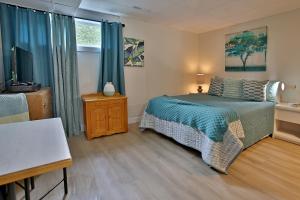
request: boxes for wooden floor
[17,123,300,200]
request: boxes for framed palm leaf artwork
[225,26,267,72]
[124,37,144,67]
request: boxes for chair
[0,93,35,199]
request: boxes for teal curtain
[0,3,81,137]
[0,4,53,86]
[98,22,125,95]
[51,14,81,136]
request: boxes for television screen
[0,29,4,91]
[15,47,33,82]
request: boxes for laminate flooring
[16,123,300,200]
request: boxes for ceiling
[79,0,300,33]
[0,0,82,15]
[2,0,300,33]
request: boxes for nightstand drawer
[275,109,300,124]
[274,103,300,145]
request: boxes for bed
[140,93,275,173]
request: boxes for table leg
[0,185,6,200]
[24,178,30,200]
[7,183,16,200]
[63,168,68,194]
[30,177,35,190]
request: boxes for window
[75,18,101,52]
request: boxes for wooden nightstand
[82,93,128,140]
[273,103,300,145]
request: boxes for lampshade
[196,72,206,84]
[280,82,285,91]
[196,73,205,76]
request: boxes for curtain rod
[75,17,125,27]
[1,2,125,27]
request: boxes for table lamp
[196,72,205,93]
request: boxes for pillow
[222,78,243,99]
[208,77,223,96]
[266,81,280,102]
[242,80,269,101]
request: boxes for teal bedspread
[174,94,275,148]
[145,96,239,142]
[145,94,275,147]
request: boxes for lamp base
[197,86,203,93]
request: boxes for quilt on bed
[145,96,239,142]
[140,93,274,173]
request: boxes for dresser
[82,93,128,140]
[25,87,53,120]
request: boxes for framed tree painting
[225,26,267,72]
[124,37,144,67]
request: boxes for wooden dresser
[82,93,128,140]
[25,87,53,120]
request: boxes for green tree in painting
[225,31,267,71]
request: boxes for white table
[0,118,72,200]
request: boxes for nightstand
[273,103,300,145]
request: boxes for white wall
[78,18,200,123]
[198,9,300,102]
[78,51,100,94]
[78,8,300,124]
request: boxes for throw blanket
[0,93,29,124]
[145,96,238,142]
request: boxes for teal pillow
[266,81,280,102]
[222,78,243,99]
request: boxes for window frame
[77,46,101,53]
[75,18,101,53]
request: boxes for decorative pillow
[208,77,224,96]
[266,81,280,102]
[242,80,269,101]
[222,78,243,99]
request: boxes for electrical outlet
[285,84,297,89]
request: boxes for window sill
[77,46,100,53]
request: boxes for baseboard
[128,116,142,124]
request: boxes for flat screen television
[0,49,4,91]
[11,46,33,83]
